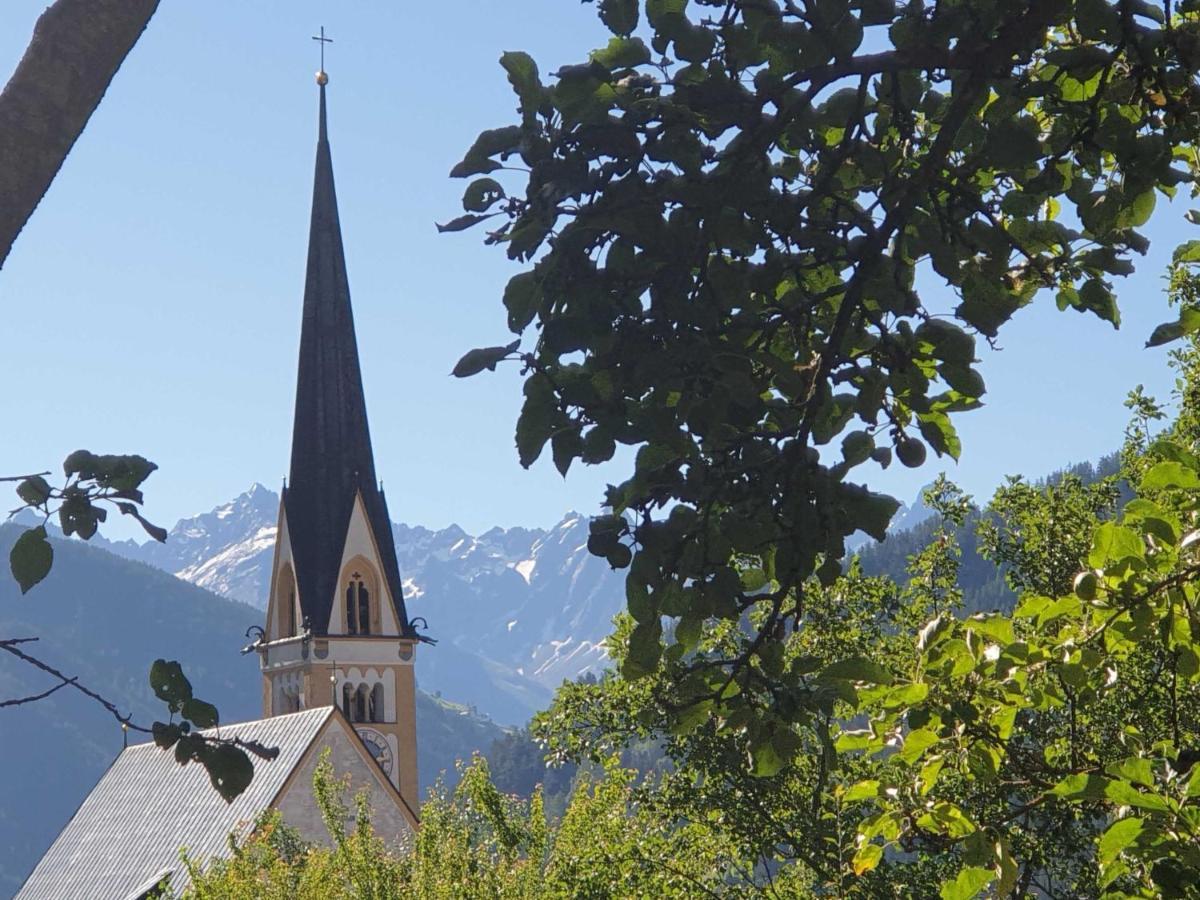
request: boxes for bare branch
[0,677,74,707]
[0,636,150,733]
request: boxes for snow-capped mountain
[92,482,933,726]
[104,483,280,604]
[96,487,623,725]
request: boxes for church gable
[265,500,300,641]
[275,708,418,840]
[15,708,417,900]
[327,490,402,635]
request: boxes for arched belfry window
[277,565,297,637]
[370,683,384,723]
[355,684,369,723]
[342,682,354,721]
[345,571,372,635]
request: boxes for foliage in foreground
[441,0,1200,894]
[183,345,1200,898]
[4,452,259,801]
[532,352,1200,898]
[182,751,739,899]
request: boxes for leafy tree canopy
[448,0,1200,894]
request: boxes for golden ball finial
[316,70,329,86]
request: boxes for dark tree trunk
[0,0,161,270]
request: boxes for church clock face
[357,727,393,775]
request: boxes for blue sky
[0,2,1190,539]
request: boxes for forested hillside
[857,453,1124,613]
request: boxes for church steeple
[259,68,421,803]
[282,77,413,639]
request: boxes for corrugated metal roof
[15,706,334,900]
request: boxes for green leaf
[9,526,53,594]
[463,178,505,213]
[516,378,560,468]
[840,486,901,542]
[15,475,51,507]
[750,739,785,777]
[917,801,977,838]
[1105,757,1155,788]
[852,841,883,876]
[503,272,542,333]
[149,659,193,712]
[62,449,98,479]
[844,779,881,802]
[182,698,220,730]
[1173,240,1200,264]
[591,36,651,70]
[1099,817,1144,865]
[841,431,874,467]
[1050,772,1112,801]
[739,567,767,592]
[204,743,255,803]
[551,426,582,477]
[449,126,522,178]
[917,412,962,460]
[822,656,894,685]
[1078,278,1120,327]
[1142,460,1200,491]
[115,503,168,544]
[899,727,939,764]
[599,0,639,35]
[916,319,975,364]
[939,866,994,900]
[1103,779,1171,812]
[63,453,156,492]
[1147,307,1200,347]
[1116,189,1156,229]
[1087,522,1144,569]
[451,340,520,378]
[152,721,182,750]
[436,213,495,234]
[623,621,663,679]
[626,579,656,624]
[499,51,544,113]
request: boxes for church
[16,66,424,899]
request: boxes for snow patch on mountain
[98,492,623,724]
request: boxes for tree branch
[0,676,74,707]
[0,0,161,268]
[0,636,150,733]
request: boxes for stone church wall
[275,725,414,847]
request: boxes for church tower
[258,70,419,805]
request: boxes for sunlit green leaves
[590,36,650,70]
[939,866,993,900]
[446,0,1200,891]
[1142,460,1200,491]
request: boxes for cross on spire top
[312,26,333,83]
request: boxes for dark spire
[284,80,412,637]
